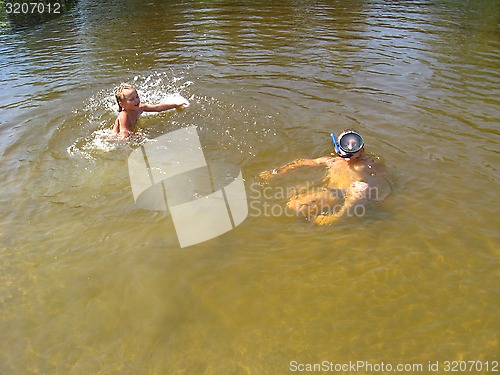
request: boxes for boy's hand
[259,169,277,180]
[169,96,189,108]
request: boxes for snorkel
[331,130,365,159]
[330,132,341,155]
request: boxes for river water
[0,1,498,374]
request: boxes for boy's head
[334,129,365,160]
[114,84,136,112]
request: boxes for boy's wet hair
[114,84,135,112]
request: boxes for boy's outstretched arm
[141,100,187,112]
[259,157,330,180]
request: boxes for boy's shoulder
[118,110,135,120]
[117,110,135,125]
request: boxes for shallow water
[0,1,498,374]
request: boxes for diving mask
[330,130,364,158]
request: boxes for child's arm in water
[312,181,369,225]
[259,157,331,180]
[140,100,187,112]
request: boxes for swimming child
[112,84,188,139]
[260,130,389,225]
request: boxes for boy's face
[119,89,140,111]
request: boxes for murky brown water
[0,1,498,374]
